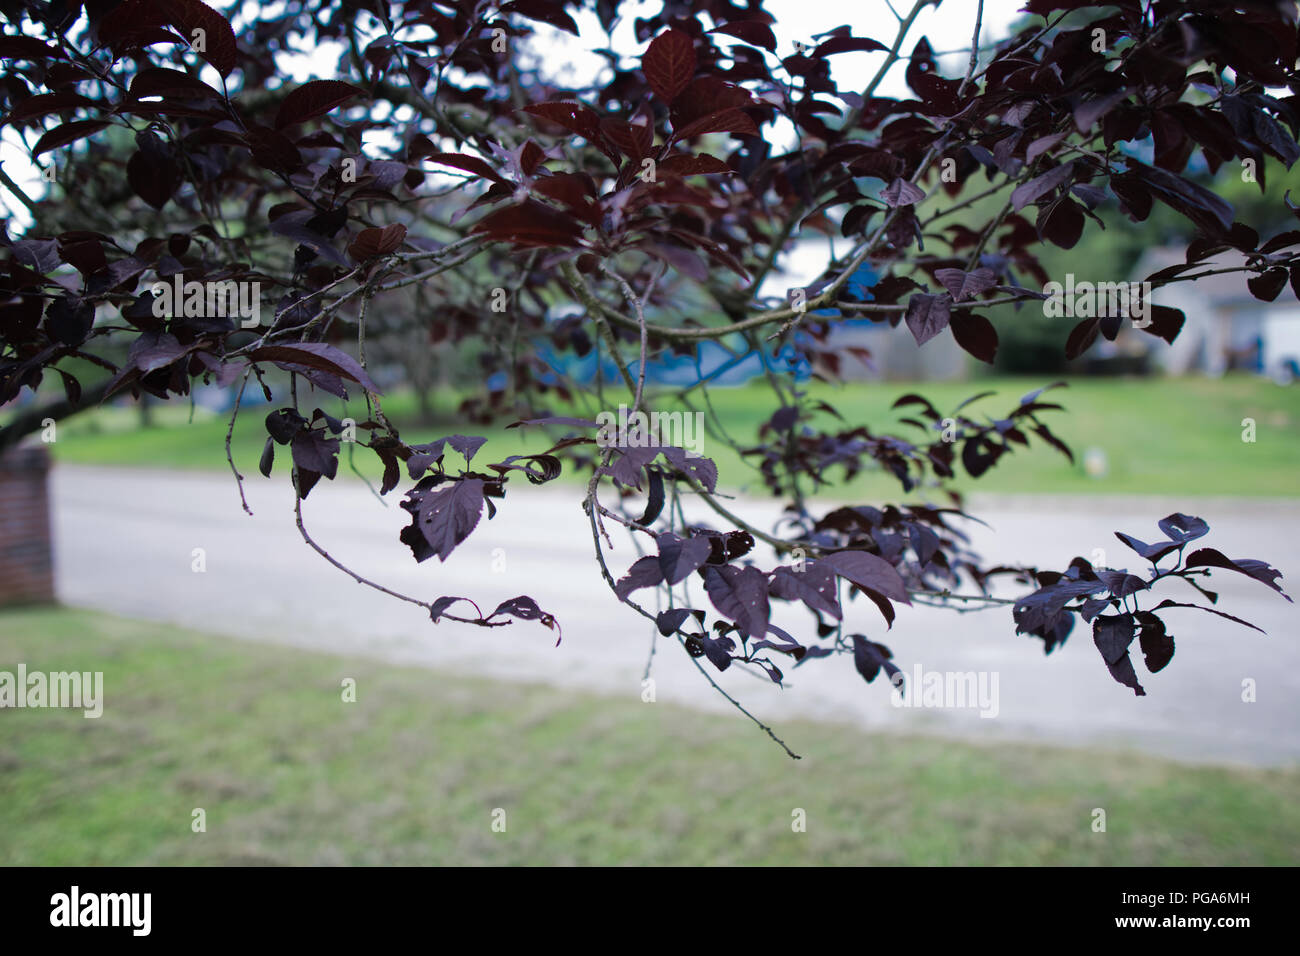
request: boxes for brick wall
[0,444,55,606]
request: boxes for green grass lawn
[2,606,1297,865]
[39,373,1300,498]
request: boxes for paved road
[39,464,1300,765]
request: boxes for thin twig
[225,369,253,516]
[957,0,986,98]
[599,263,651,413]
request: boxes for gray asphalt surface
[41,464,1300,766]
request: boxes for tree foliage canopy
[1,0,1296,755]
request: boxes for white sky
[0,0,1027,231]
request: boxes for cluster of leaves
[1,1,1297,751]
[615,530,912,687]
[1014,513,1292,694]
[743,382,1074,497]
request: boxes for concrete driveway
[42,464,1300,766]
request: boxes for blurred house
[786,257,968,382]
[824,317,969,381]
[1132,248,1300,379]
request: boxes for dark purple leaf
[1136,612,1174,673]
[655,607,704,636]
[812,35,888,57]
[711,21,778,53]
[657,533,712,585]
[1011,163,1074,211]
[933,267,997,302]
[1065,317,1100,359]
[33,120,109,156]
[881,178,926,207]
[164,0,238,77]
[274,80,364,129]
[643,29,696,102]
[1151,600,1266,633]
[949,310,998,363]
[703,565,770,639]
[851,635,900,686]
[1157,513,1208,544]
[769,563,841,619]
[1114,532,1180,563]
[819,551,910,604]
[248,343,382,394]
[615,555,664,600]
[904,292,952,346]
[347,223,407,261]
[472,200,585,248]
[1248,268,1288,302]
[488,595,562,643]
[399,478,486,563]
[1184,548,1291,601]
[659,446,718,492]
[1092,614,1145,696]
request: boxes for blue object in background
[515,260,883,391]
[540,339,771,389]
